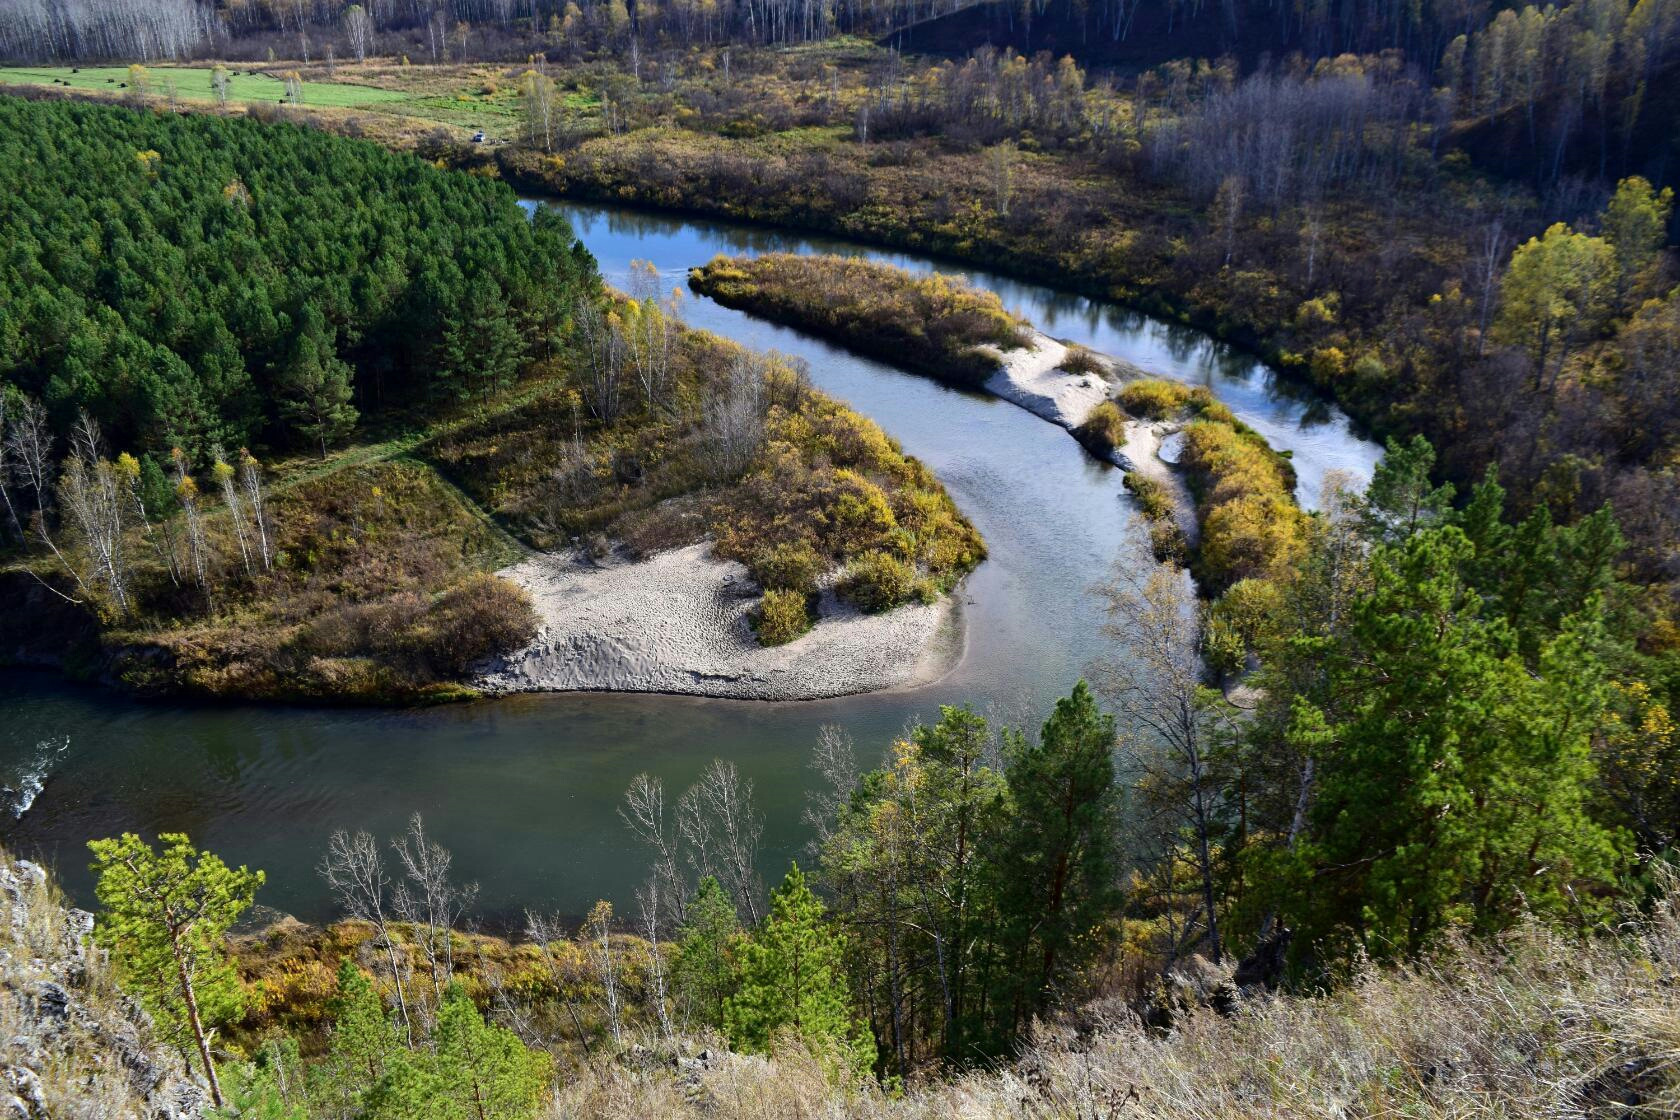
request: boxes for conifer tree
[87,833,264,1108]
[1279,527,1625,960]
[995,681,1118,1028]
[673,875,742,1028]
[278,304,358,458]
[726,864,873,1079]
[310,961,402,1119]
[364,985,550,1120]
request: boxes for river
[0,198,1382,926]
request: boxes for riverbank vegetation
[0,97,980,695]
[55,437,1680,1102]
[689,253,1030,386]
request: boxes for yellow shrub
[755,588,812,646]
[1118,379,1191,418]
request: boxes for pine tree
[310,961,402,1119]
[726,864,873,1079]
[995,681,1118,1029]
[673,875,742,1028]
[278,304,358,458]
[364,985,550,1120]
[1362,434,1455,544]
[1280,527,1625,961]
[87,833,265,1108]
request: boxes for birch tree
[59,413,132,613]
[582,900,622,1045]
[343,3,372,59]
[211,444,252,578]
[678,759,764,926]
[238,449,272,571]
[172,448,213,604]
[391,814,476,1013]
[319,829,415,1045]
[1093,557,1227,965]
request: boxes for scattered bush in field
[839,550,920,612]
[1076,400,1129,456]
[1057,345,1106,376]
[1118,379,1192,418]
[418,573,538,674]
[690,253,1030,387]
[754,588,812,645]
[749,542,826,596]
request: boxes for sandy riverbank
[983,330,1197,539]
[477,543,964,700]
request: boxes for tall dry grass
[547,888,1680,1119]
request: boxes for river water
[0,199,1381,925]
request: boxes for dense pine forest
[0,98,593,454]
[0,0,1678,1112]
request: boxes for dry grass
[544,892,1680,1119]
[104,458,531,703]
[690,253,1031,387]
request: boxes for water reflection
[543,197,1381,510]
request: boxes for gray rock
[32,982,68,1021]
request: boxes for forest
[0,97,594,456]
[0,97,980,698]
[0,0,1677,1110]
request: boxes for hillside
[0,854,207,1118]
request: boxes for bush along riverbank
[689,253,1031,387]
[685,254,1297,636]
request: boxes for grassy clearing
[0,62,532,136]
[0,64,410,107]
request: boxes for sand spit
[477,543,964,700]
[982,331,1197,538]
[983,330,1129,431]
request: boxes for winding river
[0,199,1382,926]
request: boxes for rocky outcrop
[0,857,207,1120]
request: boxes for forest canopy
[0,97,596,457]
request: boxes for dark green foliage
[725,864,874,1079]
[360,986,551,1120]
[1361,434,1455,544]
[994,681,1118,1028]
[0,98,595,456]
[817,691,1117,1072]
[1273,527,1623,960]
[275,305,358,458]
[308,961,402,1117]
[674,875,743,1028]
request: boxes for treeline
[0,0,979,60]
[0,98,595,459]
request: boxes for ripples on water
[4,735,68,819]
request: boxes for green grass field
[0,64,544,133]
[0,65,414,108]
